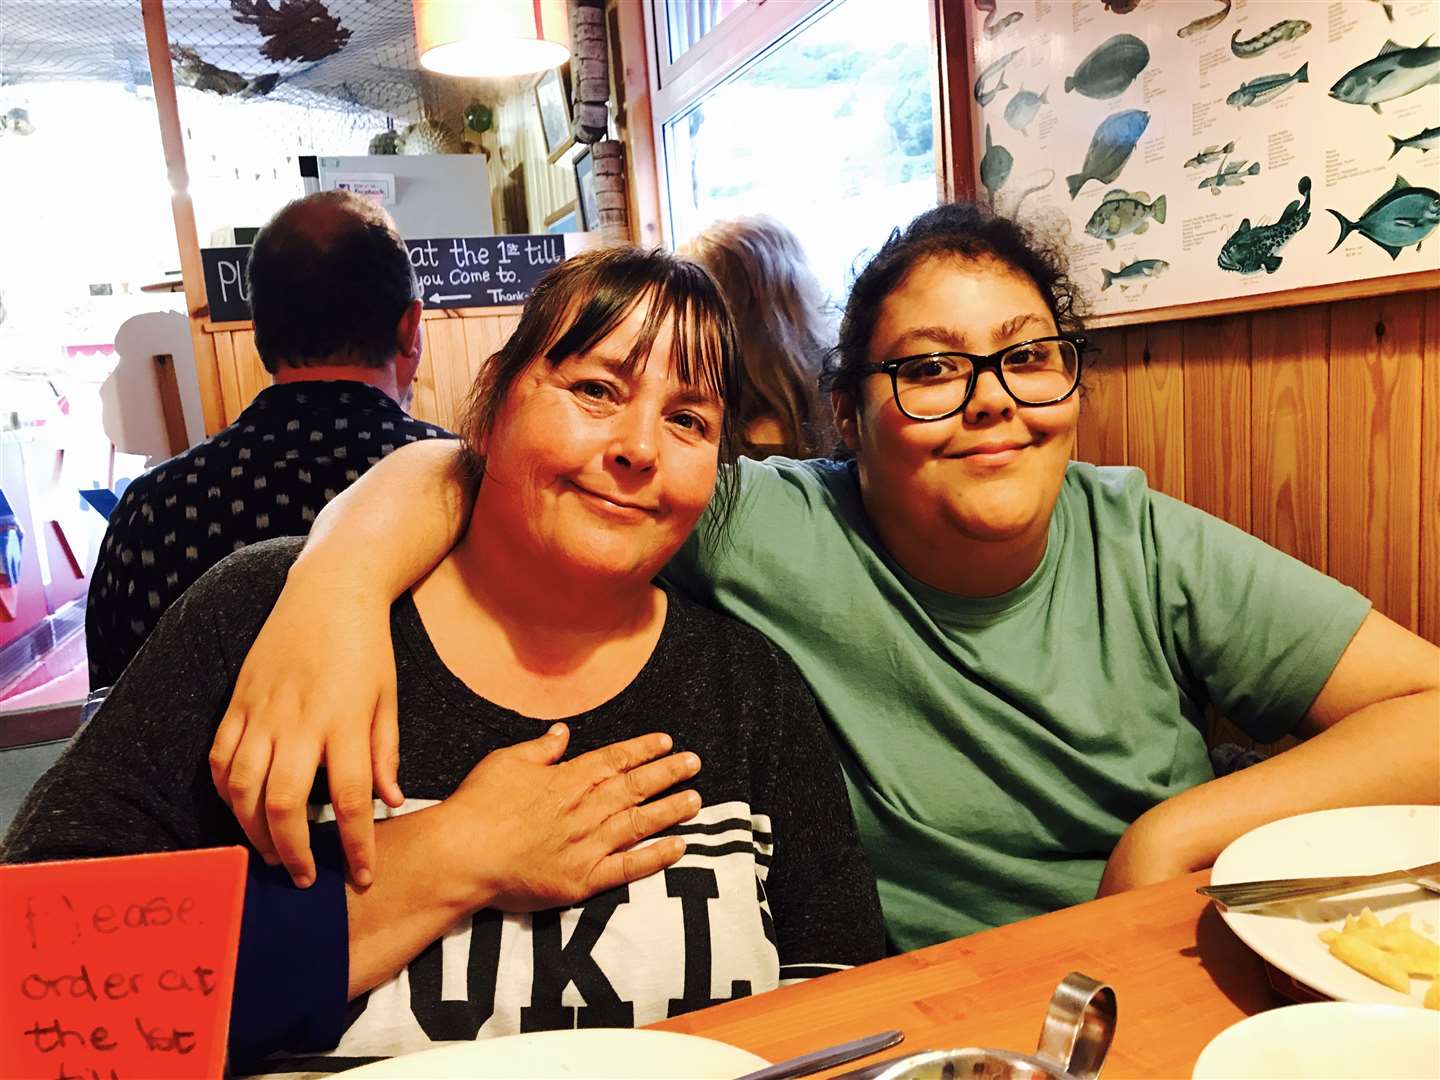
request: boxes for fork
[1198,859,1440,910]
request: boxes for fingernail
[354,867,373,887]
[684,791,701,811]
[659,734,673,751]
[295,873,314,889]
[262,853,280,867]
[549,723,565,736]
[684,752,701,771]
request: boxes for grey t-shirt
[5,538,884,1074]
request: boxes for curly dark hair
[821,202,1084,401]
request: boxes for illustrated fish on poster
[980,124,1014,203]
[1066,109,1149,198]
[1177,0,1231,39]
[1227,63,1308,108]
[1085,188,1166,248]
[1217,176,1311,274]
[974,0,1023,37]
[1390,125,1439,158]
[1102,0,1140,12]
[1185,141,1235,168]
[1329,38,1440,114]
[1064,34,1150,100]
[986,11,1023,37]
[1369,0,1395,22]
[1230,20,1311,58]
[1004,87,1048,134]
[1199,158,1261,194]
[1101,258,1168,291]
[974,48,1023,106]
[1004,168,1056,216]
[1327,175,1440,259]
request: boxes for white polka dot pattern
[86,382,451,688]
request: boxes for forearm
[346,804,489,998]
[1148,689,1440,872]
[294,438,471,600]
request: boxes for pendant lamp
[414,0,571,78]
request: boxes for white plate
[1209,805,1440,1007]
[338,1028,770,1078]
[1192,1002,1440,1079]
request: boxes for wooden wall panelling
[1182,316,1251,531]
[409,334,442,427]
[461,311,522,383]
[212,332,243,424]
[1124,323,1185,500]
[1075,328,1127,466]
[418,317,470,432]
[231,330,270,407]
[1327,295,1424,631]
[497,76,579,234]
[1250,307,1329,569]
[460,317,494,387]
[1419,291,1440,646]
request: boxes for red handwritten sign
[0,847,247,1080]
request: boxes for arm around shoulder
[209,437,473,886]
[292,436,470,597]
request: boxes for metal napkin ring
[1033,972,1118,1080]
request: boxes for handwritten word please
[3,849,246,1080]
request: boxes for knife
[734,1029,905,1080]
[826,1050,935,1080]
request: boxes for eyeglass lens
[894,340,1079,418]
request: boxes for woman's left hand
[1095,808,1200,898]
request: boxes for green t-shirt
[664,458,1370,952]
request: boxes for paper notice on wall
[327,172,396,206]
[967,0,1440,318]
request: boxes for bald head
[247,190,420,374]
[268,189,398,249]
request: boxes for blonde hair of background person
[681,216,834,458]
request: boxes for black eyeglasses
[858,335,1086,421]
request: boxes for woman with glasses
[207,203,1439,953]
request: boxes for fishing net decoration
[1,0,494,125]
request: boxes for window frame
[642,0,832,247]
[637,0,964,250]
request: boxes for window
[649,0,937,302]
[663,0,748,65]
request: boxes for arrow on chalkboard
[428,292,472,303]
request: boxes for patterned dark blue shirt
[86,381,451,688]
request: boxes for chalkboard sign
[199,234,568,322]
[200,245,253,322]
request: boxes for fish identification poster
[967,0,1440,318]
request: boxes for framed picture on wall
[535,67,574,164]
[574,148,598,230]
[545,201,579,234]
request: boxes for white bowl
[339,1028,769,1078]
[1193,1003,1440,1079]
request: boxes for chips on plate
[1318,908,1440,1008]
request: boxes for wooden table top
[652,870,1279,1078]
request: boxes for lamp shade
[414,0,571,78]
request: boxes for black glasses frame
[860,334,1087,422]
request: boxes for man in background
[87,190,449,687]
